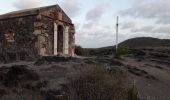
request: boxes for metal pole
[116,16,119,53]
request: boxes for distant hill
[86,37,170,56]
[118,37,170,48]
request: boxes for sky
[0,0,170,48]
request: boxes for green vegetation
[115,47,129,58]
[75,45,87,56]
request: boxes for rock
[149,52,169,58]
[0,65,39,87]
[41,88,67,100]
[34,56,72,65]
[130,49,146,57]
[0,88,7,97]
[110,60,123,66]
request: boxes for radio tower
[116,16,119,53]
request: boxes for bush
[66,65,129,100]
[128,84,140,100]
[75,46,87,56]
[115,47,129,58]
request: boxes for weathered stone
[33,30,42,35]
[0,5,75,61]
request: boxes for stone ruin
[0,5,75,61]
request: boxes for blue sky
[0,0,170,48]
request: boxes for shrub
[75,46,87,56]
[115,47,129,58]
[66,65,129,100]
[128,85,140,100]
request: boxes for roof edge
[0,4,59,20]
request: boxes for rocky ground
[0,47,170,100]
[122,47,170,100]
[82,47,170,100]
[0,58,86,100]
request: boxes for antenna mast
[116,16,119,53]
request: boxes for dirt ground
[121,47,170,100]
[0,47,169,100]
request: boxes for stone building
[0,5,75,61]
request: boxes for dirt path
[122,57,170,100]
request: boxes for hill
[119,37,170,48]
[86,37,170,56]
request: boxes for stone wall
[39,15,54,56]
[0,6,76,62]
[68,25,75,56]
[40,7,75,56]
[0,15,38,61]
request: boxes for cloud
[13,0,80,18]
[60,0,80,17]
[140,26,155,32]
[74,22,80,30]
[82,4,108,30]
[121,21,136,29]
[13,0,42,9]
[82,22,95,29]
[119,0,170,25]
[104,25,111,30]
[77,3,112,48]
[86,4,106,21]
[156,17,170,24]
[118,0,170,42]
[82,20,101,29]
[129,25,170,40]
[76,27,114,48]
[131,26,154,33]
[153,26,170,33]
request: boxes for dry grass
[0,64,139,100]
[66,65,131,100]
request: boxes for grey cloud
[75,23,80,30]
[60,0,80,17]
[131,28,138,33]
[13,0,42,9]
[118,0,170,42]
[153,26,170,33]
[141,26,154,32]
[121,21,136,29]
[83,4,108,29]
[76,3,111,48]
[13,0,80,18]
[104,25,111,30]
[82,21,100,29]
[82,22,94,29]
[86,4,106,21]
[76,28,113,48]
[130,25,170,39]
[119,0,170,24]
[131,26,154,33]
[156,17,170,24]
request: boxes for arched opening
[57,25,64,53]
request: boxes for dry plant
[66,65,131,100]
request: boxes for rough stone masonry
[0,5,75,61]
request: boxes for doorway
[57,25,64,54]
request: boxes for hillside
[86,37,170,56]
[119,37,170,48]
